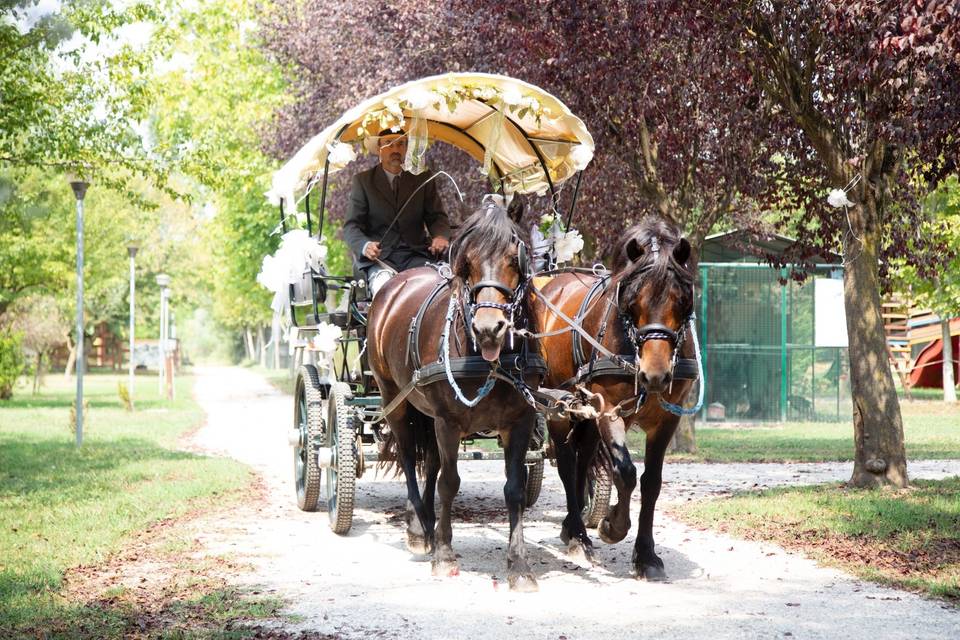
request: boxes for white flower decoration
[383,97,403,118]
[326,142,356,169]
[401,86,435,110]
[311,322,342,357]
[521,96,540,112]
[827,188,854,208]
[554,229,585,263]
[501,86,523,106]
[473,86,497,101]
[569,145,594,171]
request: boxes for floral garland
[353,82,555,143]
[538,213,584,264]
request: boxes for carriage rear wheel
[294,365,324,512]
[524,459,544,508]
[325,381,356,534]
[582,464,612,528]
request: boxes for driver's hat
[364,128,408,154]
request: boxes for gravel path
[187,366,960,640]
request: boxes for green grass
[673,477,960,600]
[0,372,254,636]
[642,399,960,462]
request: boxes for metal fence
[697,264,851,423]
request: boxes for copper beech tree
[260,0,777,451]
[725,0,959,487]
[259,1,958,476]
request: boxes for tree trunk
[943,318,957,403]
[244,328,255,361]
[844,201,908,488]
[63,334,76,381]
[258,325,267,367]
[33,353,42,394]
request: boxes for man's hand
[429,236,449,256]
[362,241,381,260]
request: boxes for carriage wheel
[582,464,613,529]
[524,459,544,508]
[293,365,324,512]
[325,381,356,534]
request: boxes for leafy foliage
[258,0,774,255]
[0,327,24,400]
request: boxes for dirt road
[187,366,960,640]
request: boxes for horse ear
[673,238,691,266]
[625,237,643,263]
[506,195,525,223]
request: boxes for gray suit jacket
[342,165,449,269]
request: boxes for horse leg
[632,421,677,581]
[552,419,594,561]
[419,413,440,537]
[573,420,600,516]
[597,415,637,545]
[503,412,538,592]
[431,418,461,577]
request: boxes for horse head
[449,197,529,362]
[613,218,695,393]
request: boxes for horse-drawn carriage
[264,73,702,589]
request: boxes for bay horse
[367,200,542,591]
[533,217,696,580]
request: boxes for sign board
[814,277,848,348]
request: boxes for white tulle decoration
[554,229,584,263]
[501,86,523,106]
[326,142,356,169]
[256,230,328,314]
[569,145,594,171]
[310,322,342,356]
[827,188,854,208]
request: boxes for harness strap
[573,274,613,367]
[406,279,451,370]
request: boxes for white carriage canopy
[267,72,596,208]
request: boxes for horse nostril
[493,320,507,336]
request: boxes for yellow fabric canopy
[267,72,594,205]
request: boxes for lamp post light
[155,273,171,397]
[127,243,139,408]
[70,178,88,447]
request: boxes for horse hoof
[638,564,668,582]
[559,524,571,545]
[432,559,460,578]
[406,532,432,555]
[598,518,628,544]
[566,539,595,564]
[508,573,539,592]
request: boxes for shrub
[0,327,25,400]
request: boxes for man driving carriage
[342,129,450,295]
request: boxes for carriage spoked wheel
[293,364,325,512]
[524,414,547,508]
[323,381,357,535]
[582,464,613,529]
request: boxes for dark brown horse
[367,200,542,591]
[533,217,697,579]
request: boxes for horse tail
[376,406,435,478]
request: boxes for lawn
[0,372,253,636]
[646,398,960,462]
[672,477,960,601]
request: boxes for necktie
[392,175,400,206]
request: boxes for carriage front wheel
[582,464,612,529]
[524,460,544,508]
[293,365,324,512]
[324,381,357,534]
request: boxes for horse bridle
[460,235,531,348]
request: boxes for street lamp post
[156,274,171,397]
[127,244,139,408]
[70,179,89,448]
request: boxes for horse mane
[612,217,694,314]
[448,200,528,279]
